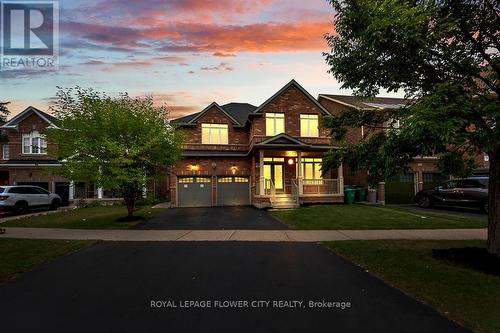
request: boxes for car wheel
[50,199,60,211]
[14,201,29,214]
[417,196,431,208]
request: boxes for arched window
[22,131,47,155]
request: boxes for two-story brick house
[170,80,345,208]
[0,106,123,205]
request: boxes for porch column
[69,181,75,200]
[259,150,265,195]
[297,151,303,195]
[97,187,103,199]
[338,163,344,194]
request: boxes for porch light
[287,158,294,165]
[230,164,237,174]
[189,164,200,172]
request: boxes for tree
[46,87,184,218]
[0,101,10,123]
[323,0,500,254]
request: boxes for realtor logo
[1,0,59,70]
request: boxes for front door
[264,163,284,191]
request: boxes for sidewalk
[0,227,487,242]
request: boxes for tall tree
[46,87,184,217]
[0,101,10,123]
[323,0,500,253]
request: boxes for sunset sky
[0,0,402,119]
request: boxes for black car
[415,177,489,213]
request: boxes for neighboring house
[0,106,123,205]
[170,80,345,208]
[318,94,490,204]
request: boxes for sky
[0,0,403,120]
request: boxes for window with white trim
[201,124,228,144]
[2,144,9,160]
[300,114,319,137]
[265,113,285,136]
[301,158,323,180]
[22,131,47,155]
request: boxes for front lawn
[270,204,486,229]
[1,205,159,229]
[0,238,91,284]
[324,240,500,333]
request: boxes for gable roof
[171,102,257,126]
[252,79,331,115]
[319,94,409,110]
[0,106,59,129]
[258,133,308,146]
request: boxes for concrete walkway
[0,227,487,242]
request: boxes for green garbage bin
[357,187,367,201]
[344,187,355,204]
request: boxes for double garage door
[177,176,250,207]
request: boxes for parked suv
[415,177,489,212]
[0,186,61,213]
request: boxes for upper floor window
[201,124,228,144]
[300,114,319,137]
[265,112,285,136]
[2,144,9,160]
[22,131,47,155]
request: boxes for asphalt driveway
[133,206,288,230]
[0,242,469,332]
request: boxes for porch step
[271,194,299,209]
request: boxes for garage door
[177,177,212,207]
[217,177,250,206]
[385,173,416,204]
[422,173,449,190]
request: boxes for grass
[270,204,487,229]
[0,238,91,284]
[324,240,500,333]
[1,205,160,229]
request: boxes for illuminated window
[300,114,319,137]
[201,124,228,144]
[265,113,285,136]
[218,177,233,183]
[22,131,47,155]
[302,158,323,180]
[196,177,211,183]
[234,177,248,183]
[178,177,194,183]
[263,157,284,162]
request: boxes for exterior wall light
[287,158,294,165]
[230,164,237,175]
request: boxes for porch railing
[301,179,341,195]
[264,179,276,205]
[291,179,299,204]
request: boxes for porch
[254,149,344,208]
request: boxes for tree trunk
[122,189,137,218]
[487,147,500,255]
